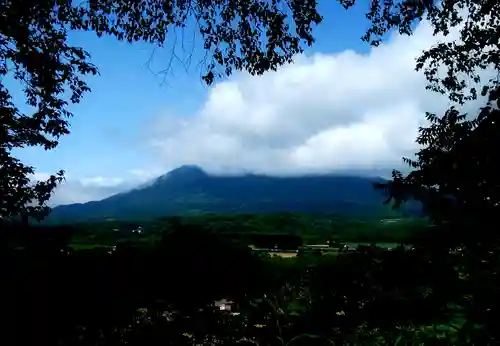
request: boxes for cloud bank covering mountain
[39,15,486,206]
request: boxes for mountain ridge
[48,165,420,222]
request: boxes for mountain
[48,165,420,222]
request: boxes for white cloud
[31,171,156,206]
[128,168,165,181]
[79,176,125,187]
[144,18,486,176]
[50,179,128,206]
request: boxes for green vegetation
[67,213,429,249]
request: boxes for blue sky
[10,1,474,205]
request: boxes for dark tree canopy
[0,0,322,220]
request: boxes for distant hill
[47,165,422,223]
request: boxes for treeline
[66,213,430,249]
